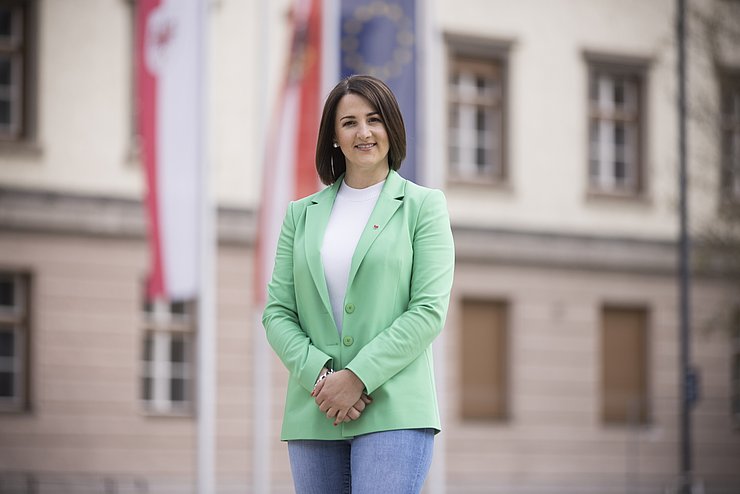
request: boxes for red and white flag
[137,0,205,301]
[255,0,323,306]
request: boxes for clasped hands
[311,367,372,426]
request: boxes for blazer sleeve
[262,201,332,392]
[345,189,455,395]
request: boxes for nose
[357,122,371,139]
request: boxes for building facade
[0,0,739,493]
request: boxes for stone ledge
[0,187,255,245]
[1,186,730,277]
[453,225,678,275]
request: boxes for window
[460,299,508,421]
[601,306,649,425]
[720,72,740,206]
[447,37,507,183]
[0,271,30,412]
[141,299,195,415]
[0,1,35,141]
[587,59,646,195]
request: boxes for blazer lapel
[346,170,406,289]
[304,180,341,317]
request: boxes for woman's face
[334,93,390,180]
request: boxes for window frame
[0,0,37,145]
[584,52,650,199]
[0,270,31,413]
[445,33,511,186]
[140,298,196,416]
[719,69,740,211]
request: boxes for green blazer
[262,170,455,440]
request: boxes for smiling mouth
[355,143,375,150]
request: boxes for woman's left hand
[312,369,366,425]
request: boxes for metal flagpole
[196,0,216,492]
[676,0,693,492]
[253,0,272,492]
[420,0,448,492]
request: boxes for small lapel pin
[373,224,379,230]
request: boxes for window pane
[142,376,152,401]
[476,147,486,168]
[614,123,624,146]
[171,301,187,315]
[614,78,624,107]
[0,9,12,39]
[0,56,11,87]
[142,334,153,362]
[0,98,11,125]
[170,378,186,402]
[0,371,14,397]
[0,330,14,358]
[475,107,486,132]
[171,336,185,363]
[0,277,14,308]
[615,160,626,181]
[475,75,486,93]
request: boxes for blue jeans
[287,428,434,494]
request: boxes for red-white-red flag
[137,0,205,301]
[255,0,323,306]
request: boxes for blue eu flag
[340,0,419,183]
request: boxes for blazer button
[344,303,355,314]
[343,336,354,346]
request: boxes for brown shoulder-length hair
[315,75,406,185]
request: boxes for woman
[262,75,455,493]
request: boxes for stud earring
[333,142,338,148]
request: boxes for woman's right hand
[312,369,372,423]
[343,393,373,422]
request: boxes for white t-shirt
[320,179,384,335]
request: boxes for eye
[369,116,382,123]
[342,120,356,127]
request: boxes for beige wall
[0,223,738,492]
[0,230,254,491]
[446,260,738,492]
